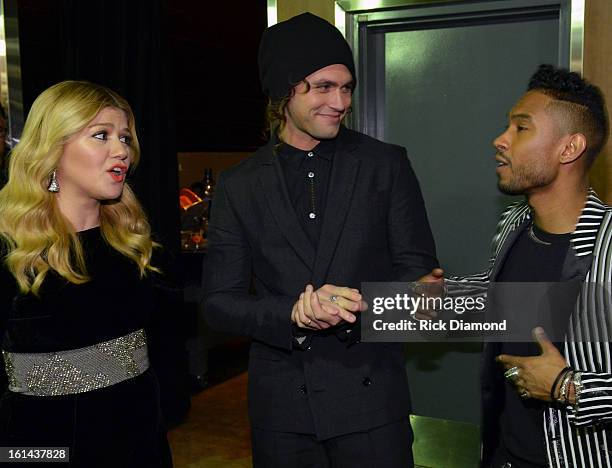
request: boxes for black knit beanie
[258,12,356,101]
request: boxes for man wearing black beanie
[204,12,438,467]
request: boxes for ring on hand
[504,366,520,381]
[520,389,531,399]
[306,318,312,325]
[330,295,339,303]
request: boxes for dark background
[18,0,268,154]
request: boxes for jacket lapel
[311,129,360,286]
[561,190,607,281]
[257,144,316,270]
[490,190,606,281]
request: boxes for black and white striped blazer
[458,190,612,467]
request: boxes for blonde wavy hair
[0,80,157,294]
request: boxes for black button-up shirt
[276,137,356,349]
[277,138,336,248]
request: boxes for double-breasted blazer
[203,126,438,439]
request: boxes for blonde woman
[0,81,172,467]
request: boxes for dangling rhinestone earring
[47,170,60,193]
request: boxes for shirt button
[307,151,314,157]
[309,212,316,219]
[308,172,315,178]
[298,384,307,395]
[362,377,372,387]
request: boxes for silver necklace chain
[528,224,552,246]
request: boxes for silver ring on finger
[330,295,339,304]
[504,366,520,382]
[520,389,531,399]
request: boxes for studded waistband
[2,329,149,396]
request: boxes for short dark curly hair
[527,64,609,165]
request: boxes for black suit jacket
[203,126,437,439]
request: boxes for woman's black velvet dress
[0,228,173,467]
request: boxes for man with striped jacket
[448,65,611,467]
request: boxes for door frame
[335,0,583,137]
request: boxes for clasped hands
[292,268,448,330]
[291,284,366,330]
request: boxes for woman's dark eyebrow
[87,122,114,129]
[87,123,131,133]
